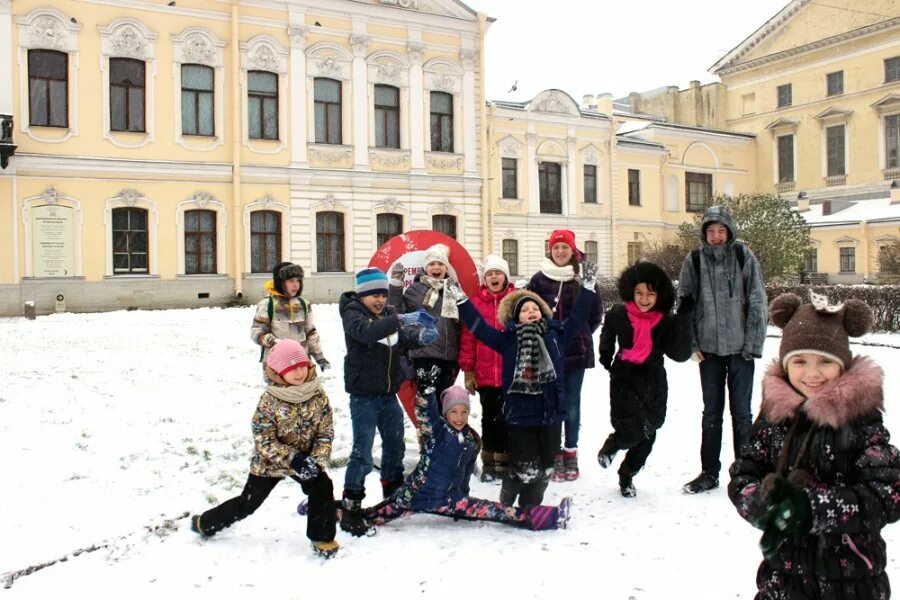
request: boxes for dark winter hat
[699,205,735,242]
[279,263,304,282]
[266,339,309,376]
[770,291,874,370]
[355,267,389,298]
[272,261,304,295]
[441,386,470,417]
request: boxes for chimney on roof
[892,179,900,205]
[582,94,596,110]
[595,93,613,114]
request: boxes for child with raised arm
[729,292,900,599]
[596,262,693,497]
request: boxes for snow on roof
[801,196,900,225]
[616,119,651,135]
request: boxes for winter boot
[381,478,402,499]
[480,451,498,483]
[557,496,572,529]
[499,477,524,507]
[563,449,579,481]
[524,504,559,531]
[189,514,211,537]
[340,490,372,537]
[551,452,566,482]
[494,452,509,481]
[682,471,719,495]
[311,540,340,559]
[619,473,637,498]
[597,437,618,469]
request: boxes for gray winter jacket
[388,278,461,362]
[677,206,768,358]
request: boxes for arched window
[432,214,456,239]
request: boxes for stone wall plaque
[32,204,75,277]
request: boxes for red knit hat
[548,229,576,253]
[266,339,309,376]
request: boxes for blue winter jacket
[458,288,596,427]
[407,390,480,512]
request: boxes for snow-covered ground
[1,305,898,599]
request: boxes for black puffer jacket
[729,358,900,599]
[597,303,692,434]
[340,292,422,396]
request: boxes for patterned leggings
[365,496,534,528]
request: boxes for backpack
[259,295,311,362]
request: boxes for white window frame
[176,192,227,275]
[171,27,226,151]
[240,35,288,154]
[104,189,159,277]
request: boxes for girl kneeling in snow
[361,372,570,531]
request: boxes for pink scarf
[620,302,664,365]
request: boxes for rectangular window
[112,207,148,274]
[181,64,214,136]
[583,165,597,204]
[501,157,518,199]
[777,84,792,108]
[376,213,403,248]
[248,71,278,140]
[886,114,900,169]
[250,210,281,273]
[28,49,68,127]
[627,169,641,206]
[826,71,843,96]
[584,240,598,265]
[502,239,518,276]
[184,209,217,274]
[805,247,818,273]
[539,162,562,214]
[627,242,642,266]
[374,84,400,149]
[778,135,794,183]
[826,125,845,177]
[685,172,712,212]
[886,56,900,83]
[316,211,344,272]
[430,91,453,153]
[110,58,145,132]
[839,247,855,273]
[314,78,342,145]
[432,215,457,239]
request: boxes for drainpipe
[478,12,491,256]
[231,2,243,299]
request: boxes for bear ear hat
[769,293,802,329]
[842,298,874,338]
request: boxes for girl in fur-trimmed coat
[596,262,693,498]
[728,293,900,599]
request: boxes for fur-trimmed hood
[760,356,884,428]
[497,290,553,325]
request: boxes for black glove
[416,365,442,394]
[290,454,321,482]
[580,260,598,290]
[756,476,812,560]
[599,352,613,371]
[316,357,331,371]
[677,295,694,316]
[340,497,373,537]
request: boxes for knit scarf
[620,302,664,365]
[508,319,556,394]
[421,275,459,320]
[265,369,322,404]
[539,257,575,282]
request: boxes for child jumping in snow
[729,292,900,598]
[596,262,693,497]
[190,339,340,559]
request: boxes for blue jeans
[698,353,754,475]
[344,394,406,495]
[563,368,585,450]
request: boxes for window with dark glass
[584,165,597,204]
[248,71,278,140]
[805,247,818,273]
[826,125,845,177]
[181,64,214,136]
[28,49,68,127]
[316,211,344,272]
[885,56,900,83]
[886,114,900,169]
[110,58,145,132]
[184,209,217,274]
[539,162,562,214]
[584,241,598,265]
[374,84,400,149]
[840,247,855,273]
[432,215,456,239]
[250,210,280,273]
[778,135,794,183]
[430,91,453,153]
[627,242,642,266]
[628,169,641,206]
[777,84,792,108]
[112,207,148,274]
[502,157,518,199]
[314,78,342,145]
[685,172,712,212]
[826,71,843,96]
[502,239,518,276]
[376,213,403,248]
